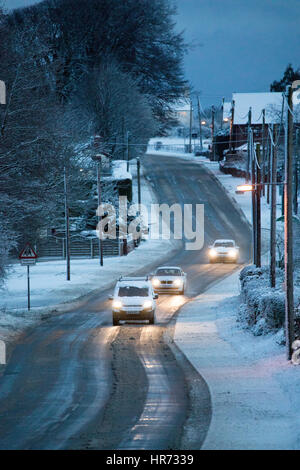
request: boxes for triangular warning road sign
[19,243,38,259]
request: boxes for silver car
[208,239,239,263]
[110,277,157,325]
[151,266,186,294]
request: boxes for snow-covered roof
[232,92,284,124]
[223,90,300,125]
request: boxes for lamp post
[255,144,262,268]
[92,154,104,266]
[64,165,71,281]
[229,99,235,153]
[197,95,203,151]
[189,99,193,153]
[270,124,278,288]
[211,105,215,161]
[126,131,130,172]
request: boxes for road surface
[0,155,251,449]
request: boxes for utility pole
[122,117,125,160]
[64,165,71,281]
[211,105,215,161]
[27,265,31,311]
[229,99,235,153]
[247,107,252,181]
[284,85,295,360]
[293,161,298,215]
[189,98,193,153]
[137,157,141,213]
[197,95,203,150]
[280,165,284,216]
[255,144,262,268]
[266,134,271,204]
[294,129,300,214]
[262,109,266,196]
[96,158,104,266]
[126,131,130,171]
[220,97,225,131]
[92,153,104,266]
[270,124,278,288]
[250,129,257,265]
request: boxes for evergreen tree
[270,64,300,92]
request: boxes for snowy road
[0,154,251,449]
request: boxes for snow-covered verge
[0,160,180,347]
[238,265,300,338]
[174,271,300,450]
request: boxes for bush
[239,265,286,335]
[259,292,285,329]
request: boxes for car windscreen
[214,242,234,247]
[156,269,181,276]
[118,286,149,297]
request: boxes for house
[172,99,191,127]
[223,91,300,150]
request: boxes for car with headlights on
[208,239,239,263]
[110,276,157,325]
[151,266,186,294]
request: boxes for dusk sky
[5,0,300,107]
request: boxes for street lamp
[236,184,253,194]
[92,153,104,267]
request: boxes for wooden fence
[36,235,135,259]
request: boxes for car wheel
[113,316,119,326]
[149,313,155,325]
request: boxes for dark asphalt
[0,155,251,449]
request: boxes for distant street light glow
[236,184,253,193]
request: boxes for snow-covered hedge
[238,265,286,335]
[219,158,247,178]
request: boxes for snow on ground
[0,159,180,342]
[111,159,132,180]
[147,136,211,156]
[148,140,300,448]
[149,136,210,147]
[174,271,300,449]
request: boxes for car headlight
[228,249,237,257]
[113,300,122,309]
[143,300,153,309]
[174,279,183,287]
[152,278,160,287]
[209,248,217,257]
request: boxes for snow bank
[239,265,285,335]
[239,265,300,338]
